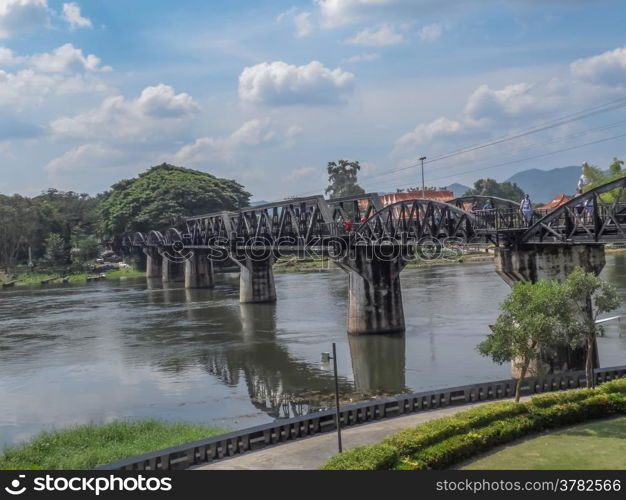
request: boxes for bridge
[119,177,626,373]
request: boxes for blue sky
[1,0,626,201]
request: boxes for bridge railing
[94,365,626,471]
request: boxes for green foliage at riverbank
[0,420,225,470]
[321,379,626,470]
[1,267,145,287]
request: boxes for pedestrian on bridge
[520,194,532,226]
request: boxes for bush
[321,443,398,471]
[322,378,626,470]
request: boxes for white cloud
[45,143,122,173]
[343,52,380,64]
[29,43,110,73]
[287,166,315,181]
[397,116,462,147]
[294,11,313,38]
[238,60,354,105]
[316,0,395,28]
[570,46,626,87]
[51,84,200,140]
[62,2,91,28]
[346,24,404,46]
[170,118,294,166]
[0,0,50,39]
[464,82,536,121]
[418,23,443,41]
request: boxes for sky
[1,0,626,201]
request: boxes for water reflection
[1,256,626,446]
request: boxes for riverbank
[0,420,225,470]
[0,267,145,288]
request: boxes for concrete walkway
[195,398,523,470]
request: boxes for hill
[505,166,580,204]
[447,183,471,197]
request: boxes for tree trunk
[586,335,595,388]
[515,357,531,403]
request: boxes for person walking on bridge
[520,194,532,226]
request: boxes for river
[2,255,626,447]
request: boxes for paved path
[195,398,525,470]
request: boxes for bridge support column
[233,252,276,303]
[185,252,215,289]
[145,249,162,279]
[495,243,605,375]
[162,259,185,283]
[337,246,408,335]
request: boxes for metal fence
[95,365,626,470]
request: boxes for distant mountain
[447,183,471,197]
[506,166,581,204]
[250,200,269,206]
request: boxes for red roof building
[538,194,570,210]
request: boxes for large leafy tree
[325,159,365,199]
[478,279,572,402]
[463,178,525,201]
[0,195,42,271]
[98,163,251,235]
[581,158,626,203]
[561,267,620,388]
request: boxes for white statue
[577,163,589,192]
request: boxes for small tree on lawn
[44,233,67,267]
[561,267,620,388]
[478,279,571,402]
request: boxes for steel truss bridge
[120,177,626,256]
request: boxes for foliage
[321,381,626,470]
[477,279,572,401]
[325,159,365,199]
[43,233,67,266]
[582,158,626,203]
[71,233,101,265]
[560,267,620,387]
[0,419,225,470]
[462,178,525,201]
[98,163,251,235]
[0,194,42,270]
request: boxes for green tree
[44,233,67,266]
[70,233,101,265]
[325,159,365,199]
[463,178,525,201]
[98,163,251,235]
[478,279,571,402]
[561,267,620,388]
[581,158,626,203]
[0,195,41,271]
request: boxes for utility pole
[420,156,427,199]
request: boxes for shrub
[320,443,398,470]
[322,379,626,470]
[599,378,626,395]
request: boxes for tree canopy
[325,159,365,199]
[463,178,525,201]
[98,163,251,235]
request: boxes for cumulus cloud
[62,2,91,28]
[45,143,123,173]
[570,46,626,87]
[238,60,354,105]
[396,117,462,147]
[418,23,443,41]
[464,82,536,121]
[346,23,404,46]
[287,166,315,181]
[51,84,199,140]
[171,118,296,166]
[0,0,50,39]
[29,43,110,73]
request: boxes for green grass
[462,416,626,470]
[0,420,225,470]
[1,267,145,287]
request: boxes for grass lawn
[462,416,626,470]
[0,420,225,470]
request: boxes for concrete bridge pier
[144,248,162,279]
[336,245,409,335]
[185,252,215,289]
[233,252,276,303]
[161,258,185,284]
[495,243,606,375]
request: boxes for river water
[2,255,626,447]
